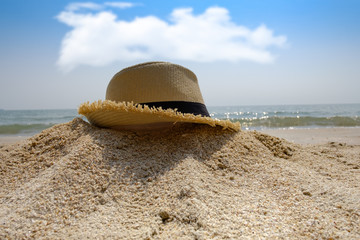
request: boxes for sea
[0,103,359,136]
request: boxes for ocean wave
[0,123,54,135]
[231,116,360,129]
[1,115,359,135]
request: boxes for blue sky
[1,0,359,109]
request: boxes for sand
[0,118,359,239]
[0,136,29,146]
[261,127,360,145]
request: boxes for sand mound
[1,118,359,239]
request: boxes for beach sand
[1,118,359,239]
[1,126,359,146]
[0,136,29,147]
[261,127,360,145]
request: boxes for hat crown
[106,62,205,104]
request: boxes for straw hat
[78,62,240,131]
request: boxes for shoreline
[0,135,29,146]
[259,127,360,145]
[1,127,359,146]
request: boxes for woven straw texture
[106,62,205,103]
[79,100,240,131]
[79,62,241,131]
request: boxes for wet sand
[0,136,29,147]
[260,127,360,145]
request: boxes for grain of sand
[1,118,359,239]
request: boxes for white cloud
[65,2,103,12]
[56,3,287,72]
[65,2,135,12]
[104,2,136,9]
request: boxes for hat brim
[78,100,241,131]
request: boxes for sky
[1,0,359,109]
